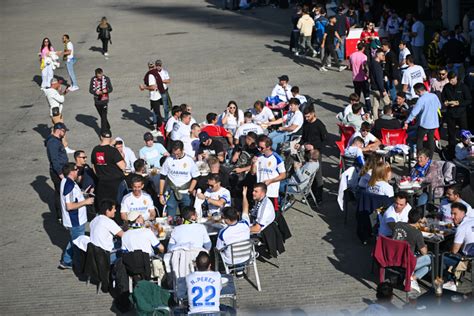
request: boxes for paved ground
[2,0,469,315]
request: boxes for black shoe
[58,261,72,270]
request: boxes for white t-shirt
[60,177,88,228]
[219,110,244,133]
[271,84,293,102]
[399,47,411,69]
[168,223,212,251]
[254,197,276,229]
[348,131,377,147]
[44,88,65,116]
[439,199,474,223]
[121,228,160,255]
[158,69,170,90]
[344,146,365,166]
[378,204,412,236]
[283,110,304,134]
[256,152,286,198]
[402,65,426,100]
[184,137,199,158]
[216,219,250,264]
[120,192,154,220]
[170,121,192,142]
[204,187,231,215]
[234,123,264,140]
[295,94,307,105]
[411,21,425,47]
[367,181,394,197]
[454,217,474,255]
[66,41,74,61]
[251,107,275,124]
[148,74,161,101]
[165,116,180,134]
[342,103,365,118]
[161,154,200,187]
[90,215,122,252]
[139,143,168,168]
[186,271,221,314]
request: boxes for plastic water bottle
[412,144,417,159]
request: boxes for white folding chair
[218,239,261,291]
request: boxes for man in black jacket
[45,122,69,222]
[372,105,402,139]
[382,40,401,101]
[370,49,390,119]
[441,72,472,157]
[89,68,113,133]
[294,103,327,203]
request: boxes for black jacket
[369,59,385,94]
[372,116,402,139]
[441,38,466,64]
[299,119,328,150]
[383,50,400,82]
[441,82,472,118]
[261,221,285,258]
[83,243,111,293]
[45,134,68,176]
[89,75,113,104]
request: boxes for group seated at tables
[371,105,402,140]
[347,122,382,153]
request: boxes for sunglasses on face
[258,146,265,151]
[79,156,87,159]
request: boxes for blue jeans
[161,91,170,120]
[165,190,191,217]
[414,254,431,279]
[279,179,298,205]
[417,192,428,207]
[385,80,397,102]
[62,223,86,267]
[66,57,77,87]
[443,254,461,280]
[268,130,289,151]
[336,36,346,61]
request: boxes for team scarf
[411,158,432,179]
[92,75,108,93]
[250,197,268,222]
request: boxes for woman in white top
[218,101,244,135]
[367,161,394,197]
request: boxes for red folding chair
[380,128,407,146]
[337,123,356,147]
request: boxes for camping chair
[380,128,408,167]
[281,171,317,216]
[217,239,261,292]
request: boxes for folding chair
[441,245,474,294]
[217,239,261,292]
[380,128,408,167]
[337,123,356,147]
[281,172,317,216]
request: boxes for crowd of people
[38,1,474,313]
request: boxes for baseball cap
[127,211,141,222]
[278,75,289,82]
[50,78,59,85]
[199,131,210,143]
[101,130,112,138]
[53,122,68,131]
[460,129,473,140]
[155,59,163,66]
[143,132,154,141]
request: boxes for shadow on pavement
[265,43,319,69]
[121,104,151,129]
[33,123,52,140]
[76,114,101,136]
[89,46,103,53]
[322,91,350,103]
[314,97,343,115]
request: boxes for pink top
[40,46,55,59]
[349,51,368,82]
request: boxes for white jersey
[283,110,304,134]
[216,219,250,264]
[60,177,87,228]
[168,223,212,252]
[439,199,473,223]
[234,122,264,140]
[204,187,231,215]
[367,181,394,197]
[186,271,221,314]
[348,131,377,147]
[251,107,275,124]
[251,196,276,229]
[161,154,200,187]
[401,65,426,100]
[256,152,286,198]
[378,204,412,236]
[120,192,154,220]
[170,121,191,142]
[165,116,179,134]
[454,217,474,255]
[121,227,160,255]
[90,215,122,252]
[271,84,292,102]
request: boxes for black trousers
[353,80,372,112]
[446,114,468,155]
[49,169,62,221]
[101,38,109,53]
[95,102,110,132]
[322,45,340,67]
[416,127,435,157]
[150,99,163,128]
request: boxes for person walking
[295,8,317,57]
[409,14,427,69]
[404,83,441,156]
[320,15,347,72]
[349,42,371,111]
[96,17,112,56]
[89,68,113,133]
[140,61,165,137]
[62,34,79,91]
[369,49,390,119]
[39,37,56,89]
[155,60,171,120]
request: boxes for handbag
[40,58,45,70]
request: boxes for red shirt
[360,31,378,44]
[201,125,229,138]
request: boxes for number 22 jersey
[186,271,221,314]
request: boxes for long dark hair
[227,100,239,122]
[40,37,52,52]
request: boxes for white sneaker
[410,279,421,293]
[68,86,79,92]
[150,129,160,137]
[320,66,328,72]
[104,52,109,56]
[443,281,457,291]
[338,65,347,72]
[295,52,300,56]
[65,147,76,154]
[312,52,317,58]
